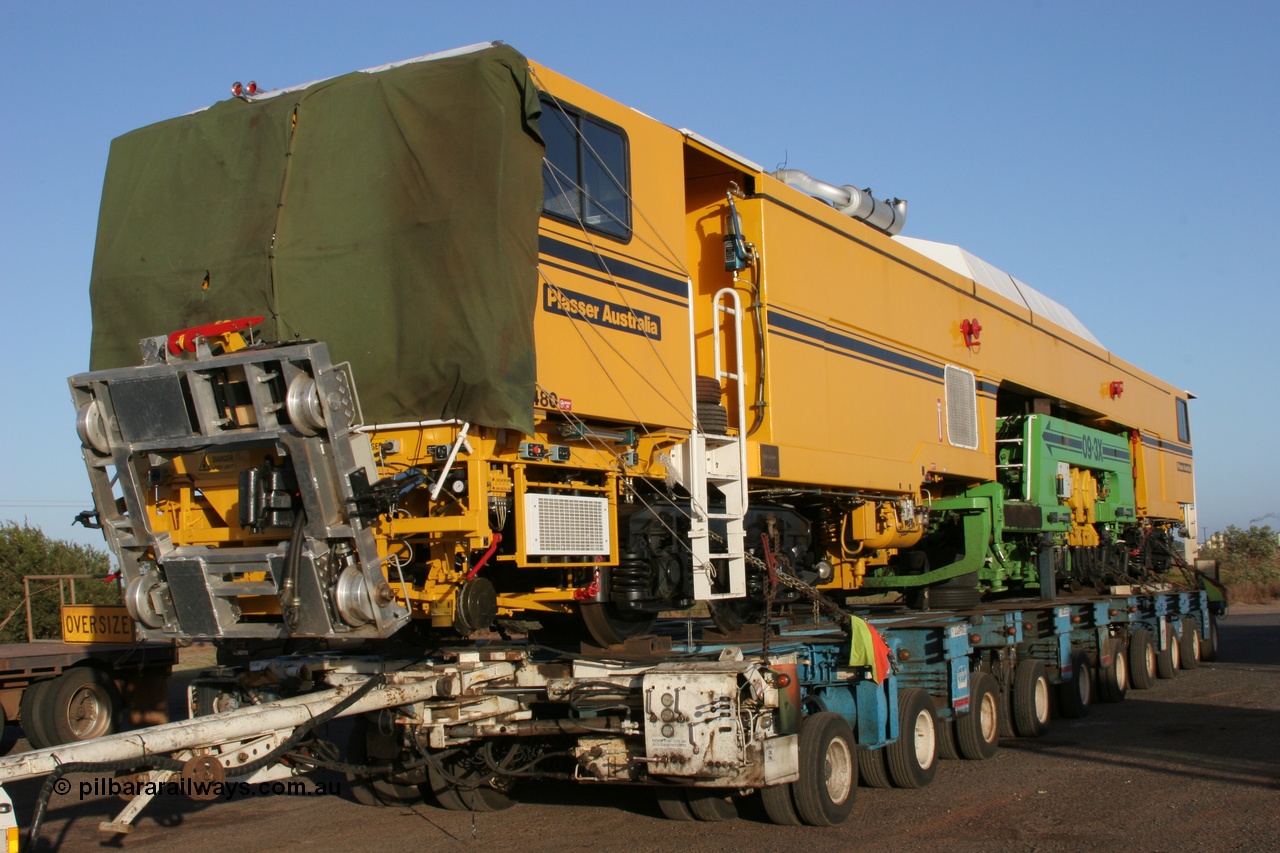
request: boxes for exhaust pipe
[772,168,907,236]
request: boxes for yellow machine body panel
[73,44,1199,646]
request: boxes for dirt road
[11,605,1279,852]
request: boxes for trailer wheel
[579,601,656,647]
[0,703,12,756]
[686,789,738,821]
[996,660,1017,740]
[886,689,938,789]
[791,712,856,826]
[935,716,961,760]
[760,783,803,825]
[1200,617,1219,662]
[345,716,426,807]
[1056,651,1092,719]
[1097,638,1129,703]
[654,788,696,821]
[857,746,893,787]
[1011,659,1051,737]
[49,667,122,744]
[1156,624,1180,679]
[19,678,58,750]
[956,671,1000,759]
[1178,618,1201,669]
[1129,629,1157,689]
[425,743,518,812]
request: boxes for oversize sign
[62,604,135,644]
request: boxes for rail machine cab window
[540,96,631,240]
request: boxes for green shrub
[1199,524,1280,604]
[0,523,118,643]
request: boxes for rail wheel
[707,598,764,634]
[1178,618,1201,669]
[1056,650,1092,719]
[1097,638,1129,703]
[19,678,59,750]
[49,667,122,744]
[1129,629,1158,689]
[1156,624,1180,679]
[426,742,520,811]
[345,715,425,807]
[579,601,657,647]
[886,688,938,788]
[791,712,856,826]
[956,671,999,759]
[1011,659,1051,737]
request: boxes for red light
[246,81,258,95]
[960,318,983,349]
[1109,381,1124,400]
[231,81,243,96]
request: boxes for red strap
[167,316,264,355]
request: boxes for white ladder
[671,288,750,600]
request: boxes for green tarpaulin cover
[89,44,544,434]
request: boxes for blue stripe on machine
[539,235,688,299]
[768,309,998,398]
[769,311,943,380]
[1141,432,1187,458]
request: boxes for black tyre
[886,689,938,789]
[580,601,656,647]
[935,716,961,760]
[687,789,738,822]
[1056,651,1092,719]
[345,717,425,807]
[49,667,123,745]
[792,712,856,826]
[927,572,982,610]
[654,788,696,821]
[1097,638,1129,703]
[857,746,893,787]
[695,375,723,403]
[1156,624,1179,679]
[759,784,802,825]
[696,403,729,434]
[1178,618,1201,669]
[1129,629,1157,690]
[19,678,58,750]
[956,671,1000,760]
[1200,617,1219,662]
[1011,659,1051,738]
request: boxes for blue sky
[1,2,1276,550]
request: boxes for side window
[540,97,631,240]
[1176,398,1191,443]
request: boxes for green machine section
[866,415,1138,600]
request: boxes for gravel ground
[8,604,1278,853]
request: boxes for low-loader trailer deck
[0,586,1218,845]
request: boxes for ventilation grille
[945,365,979,450]
[523,494,611,556]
